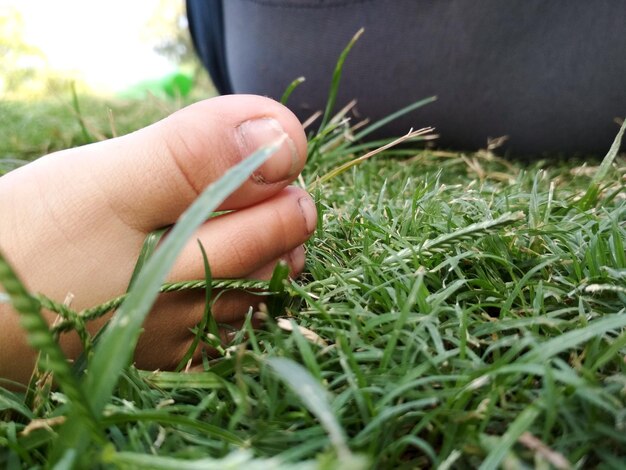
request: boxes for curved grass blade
[102,449,318,470]
[349,95,437,143]
[521,313,626,363]
[0,388,33,419]
[309,127,433,190]
[126,227,168,291]
[280,76,306,105]
[102,410,245,445]
[267,357,350,460]
[479,405,540,470]
[267,260,290,316]
[175,240,216,371]
[318,28,363,133]
[308,28,364,160]
[579,118,626,210]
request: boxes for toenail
[236,118,300,184]
[297,196,317,234]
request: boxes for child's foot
[0,95,316,385]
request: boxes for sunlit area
[0,0,214,164]
[0,0,205,97]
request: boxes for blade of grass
[579,118,626,210]
[521,313,626,363]
[349,96,437,143]
[267,260,290,317]
[308,28,364,160]
[309,127,433,190]
[70,81,93,143]
[280,76,306,105]
[479,405,540,470]
[381,270,427,369]
[317,28,363,133]
[126,227,168,291]
[138,370,224,389]
[0,389,33,419]
[72,228,167,374]
[175,241,217,371]
[267,357,351,460]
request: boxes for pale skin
[0,95,317,386]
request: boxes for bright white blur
[4,0,177,93]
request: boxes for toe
[168,186,316,280]
[127,94,308,229]
[27,95,308,232]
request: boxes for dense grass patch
[1,79,625,467]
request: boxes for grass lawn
[0,77,625,469]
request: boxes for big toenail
[298,196,317,234]
[236,118,299,184]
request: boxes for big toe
[111,94,307,230]
[12,94,307,232]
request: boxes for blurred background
[0,0,211,98]
[0,0,215,168]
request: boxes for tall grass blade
[126,227,167,291]
[590,118,625,184]
[71,228,169,375]
[308,28,363,160]
[350,96,437,143]
[280,76,306,105]
[521,313,626,363]
[479,405,540,470]
[579,118,626,209]
[267,357,351,460]
[175,240,215,371]
[310,128,433,190]
[317,28,363,133]
[102,449,318,470]
[70,81,93,143]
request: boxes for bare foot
[0,95,316,385]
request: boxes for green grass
[1,56,626,468]
[0,81,209,174]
